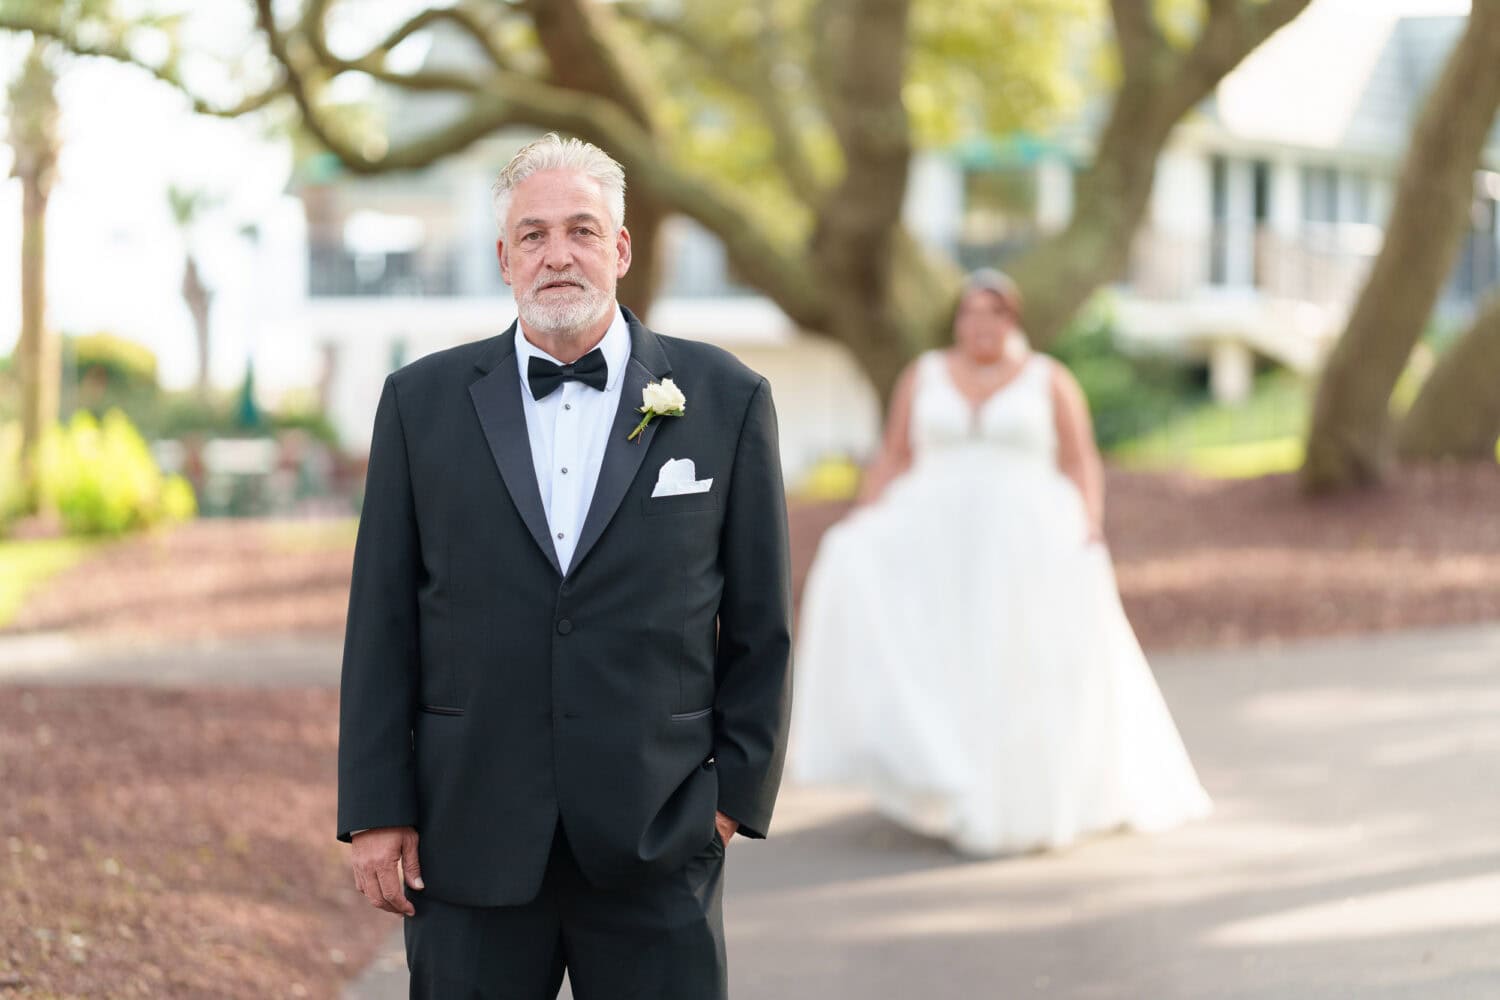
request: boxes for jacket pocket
[669,706,713,722]
[643,491,719,516]
[419,704,465,717]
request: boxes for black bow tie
[528,349,608,400]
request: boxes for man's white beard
[518,272,613,338]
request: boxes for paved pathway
[7,624,1497,997]
[0,631,344,686]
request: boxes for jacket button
[556,618,574,635]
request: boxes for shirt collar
[515,305,631,396]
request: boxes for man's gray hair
[491,133,627,233]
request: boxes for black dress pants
[405,824,728,999]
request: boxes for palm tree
[167,184,217,398]
[7,39,61,503]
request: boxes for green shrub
[0,422,26,533]
[794,454,862,502]
[269,408,341,447]
[67,332,159,391]
[35,409,197,537]
[117,392,340,449]
[1047,296,1203,449]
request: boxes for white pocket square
[652,457,714,498]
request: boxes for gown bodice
[908,350,1057,467]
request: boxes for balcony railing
[308,243,470,298]
[1126,222,1500,308]
[1126,223,1382,307]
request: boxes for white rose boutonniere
[628,378,687,442]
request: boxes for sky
[0,0,1476,395]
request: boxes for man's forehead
[508,169,609,223]
[514,210,608,229]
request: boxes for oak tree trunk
[1396,293,1500,460]
[1302,1,1500,492]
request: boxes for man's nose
[542,236,574,270]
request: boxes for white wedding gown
[790,350,1211,855]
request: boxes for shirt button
[561,467,568,474]
[564,403,572,411]
[556,531,565,540]
[556,619,574,635]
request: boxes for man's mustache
[531,273,593,294]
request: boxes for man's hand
[715,811,740,846]
[351,826,423,916]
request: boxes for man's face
[498,169,631,338]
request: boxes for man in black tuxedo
[337,133,792,999]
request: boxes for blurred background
[2,0,1498,997]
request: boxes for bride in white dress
[791,270,1211,856]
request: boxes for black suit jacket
[336,308,793,907]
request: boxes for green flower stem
[627,407,683,443]
[627,412,654,442]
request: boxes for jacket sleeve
[712,377,793,839]
[336,374,421,842]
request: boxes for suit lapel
[468,325,563,577]
[570,310,672,576]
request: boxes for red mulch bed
[1104,463,1500,649]
[0,686,390,999]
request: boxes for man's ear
[615,226,632,279]
[496,239,512,286]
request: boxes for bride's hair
[961,269,1023,319]
[948,269,1024,339]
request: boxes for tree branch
[1184,0,1312,91]
[525,0,658,128]
[371,4,512,71]
[615,2,825,207]
[1110,0,1168,80]
[815,0,912,258]
[294,0,486,93]
[0,11,282,118]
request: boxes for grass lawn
[1112,375,1310,478]
[265,517,360,553]
[0,537,105,628]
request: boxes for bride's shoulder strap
[916,348,946,377]
[1027,350,1056,384]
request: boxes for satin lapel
[570,316,671,575]
[468,329,563,577]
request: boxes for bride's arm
[855,361,920,506]
[1050,361,1106,543]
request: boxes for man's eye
[575,228,596,238]
[521,232,542,242]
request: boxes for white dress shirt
[514,306,632,574]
